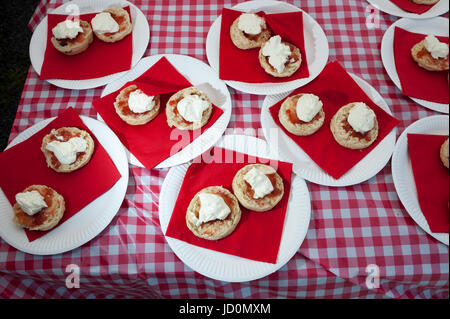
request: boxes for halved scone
[166,87,213,130]
[41,127,95,173]
[411,37,449,72]
[230,13,272,50]
[13,185,65,231]
[186,186,241,241]
[278,93,325,136]
[232,164,284,212]
[258,35,301,77]
[51,20,93,56]
[330,102,379,150]
[92,8,132,43]
[114,84,161,125]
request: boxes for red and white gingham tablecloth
[0,0,448,299]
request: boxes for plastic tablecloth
[0,0,448,298]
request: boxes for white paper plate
[98,54,232,170]
[381,17,449,114]
[205,0,329,95]
[158,134,311,282]
[29,0,150,90]
[392,115,449,245]
[0,116,129,255]
[261,73,397,187]
[366,0,449,19]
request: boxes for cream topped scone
[232,164,284,212]
[41,127,95,173]
[258,35,301,77]
[51,19,93,55]
[412,35,449,72]
[91,8,132,43]
[230,12,271,50]
[330,102,379,150]
[278,93,325,136]
[186,186,241,241]
[13,185,65,231]
[114,84,161,125]
[166,87,213,130]
[91,12,119,35]
[15,190,48,216]
[244,167,274,199]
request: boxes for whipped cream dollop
[45,136,88,165]
[424,35,449,59]
[190,193,231,227]
[296,94,323,123]
[261,35,292,74]
[347,103,376,134]
[177,95,210,123]
[91,12,119,34]
[52,20,83,39]
[15,191,48,216]
[244,167,274,199]
[237,13,264,35]
[128,90,155,114]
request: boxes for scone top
[243,167,274,199]
[52,20,83,40]
[237,13,266,36]
[189,192,231,227]
[347,102,376,134]
[91,12,120,35]
[296,94,323,123]
[177,94,210,123]
[15,190,48,216]
[41,127,94,173]
[127,89,156,114]
[261,35,292,74]
[423,35,449,60]
[45,130,88,165]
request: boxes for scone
[166,87,213,130]
[259,35,301,77]
[186,186,241,241]
[330,102,379,150]
[411,0,439,4]
[13,185,65,231]
[230,13,271,50]
[411,36,449,72]
[41,127,95,173]
[91,8,132,43]
[51,20,93,56]
[278,93,325,136]
[232,164,284,212]
[114,84,161,125]
[440,137,449,169]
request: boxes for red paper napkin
[164,147,293,264]
[219,8,309,83]
[393,27,449,104]
[390,0,439,14]
[407,134,449,233]
[92,56,224,170]
[40,7,133,80]
[269,61,400,180]
[0,107,122,242]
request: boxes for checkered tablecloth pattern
[0,0,448,299]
